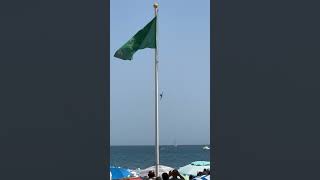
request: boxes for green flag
[114,17,157,60]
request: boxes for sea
[110,145,210,170]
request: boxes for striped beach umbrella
[193,175,210,180]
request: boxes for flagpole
[153,1,160,178]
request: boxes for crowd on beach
[143,168,210,180]
[111,161,211,180]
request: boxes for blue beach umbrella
[110,167,131,179]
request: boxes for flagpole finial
[153,2,159,9]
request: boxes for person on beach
[148,171,156,179]
[168,169,185,180]
[162,173,169,180]
[203,169,208,175]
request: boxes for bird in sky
[160,91,163,100]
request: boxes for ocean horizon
[110,144,210,146]
[110,145,211,170]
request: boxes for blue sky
[110,0,210,145]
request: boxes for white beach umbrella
[139,165,174,177]
[178,161,210,176]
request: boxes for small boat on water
[173,139,178,148]
[202,146,210,150]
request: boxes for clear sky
[110,0,210,145]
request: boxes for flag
[114,17,157,60]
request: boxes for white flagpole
[153,2,160,177]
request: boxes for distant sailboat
[203,145,210,150]
[174,139,178,147]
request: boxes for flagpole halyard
[153,1,160,178]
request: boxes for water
[110,145,210,169]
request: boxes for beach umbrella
[193,175,210,180]
[110,167,131,179]
[121,178,143,180]
[139,165,174,177]
[129,169,139,177]
[178,161,210,176]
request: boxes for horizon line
[110,144,210,146]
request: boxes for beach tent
[110,167,131,179]
[193,175,210,180]
[139,165,174,177]
[178,161,210,176]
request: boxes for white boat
[203,146,210,150]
